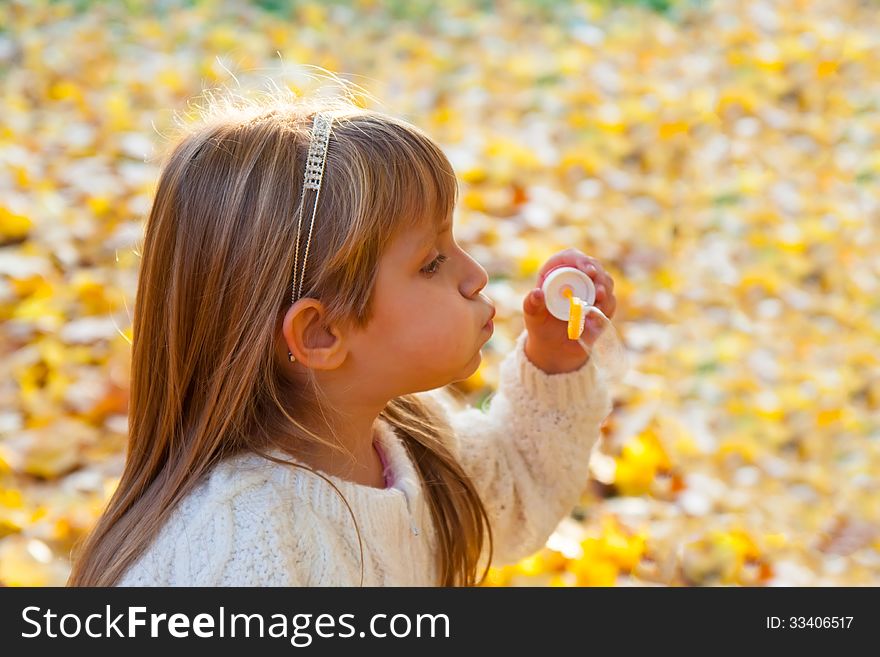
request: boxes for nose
[463,254,489,299]
[457,249,494,319]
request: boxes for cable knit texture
[116,329,614,586]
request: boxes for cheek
[386,296,471,353]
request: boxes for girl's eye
[421,253,448,277]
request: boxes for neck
[286,396,389,488]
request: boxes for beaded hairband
[288,112,333,363]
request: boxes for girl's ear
[282,300,348,370]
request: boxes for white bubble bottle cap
[541,266,595,321]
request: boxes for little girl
[66,88,618,587]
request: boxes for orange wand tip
[566,292,585,340]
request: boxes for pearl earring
[288,350,296,363]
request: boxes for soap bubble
[575,302,630,386]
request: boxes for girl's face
[348,217,495,396]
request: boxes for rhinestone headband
[290,112,333,305]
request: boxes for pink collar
[372,439,393,489]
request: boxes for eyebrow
[418,218,452,250]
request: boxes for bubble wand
[540,265,630,384]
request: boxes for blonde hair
[67,82,494,587]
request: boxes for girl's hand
[522,248,617,375]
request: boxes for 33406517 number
[766,616,853,629]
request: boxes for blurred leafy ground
[1,0,878,586]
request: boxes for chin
[467,345,484,370]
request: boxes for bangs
[378,120,458,238]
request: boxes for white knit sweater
[116,329,614,586]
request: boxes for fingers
[580,256,615,318]
[537,250,613,288]
[594,283,617,319]
[584,311,605,339]
[579,255,613,293]
[535,249,581,288]
[577,254,601,277]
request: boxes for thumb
[523,287,548,318]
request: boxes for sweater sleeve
[419,328,614,570]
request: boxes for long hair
[66,82,493,587]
